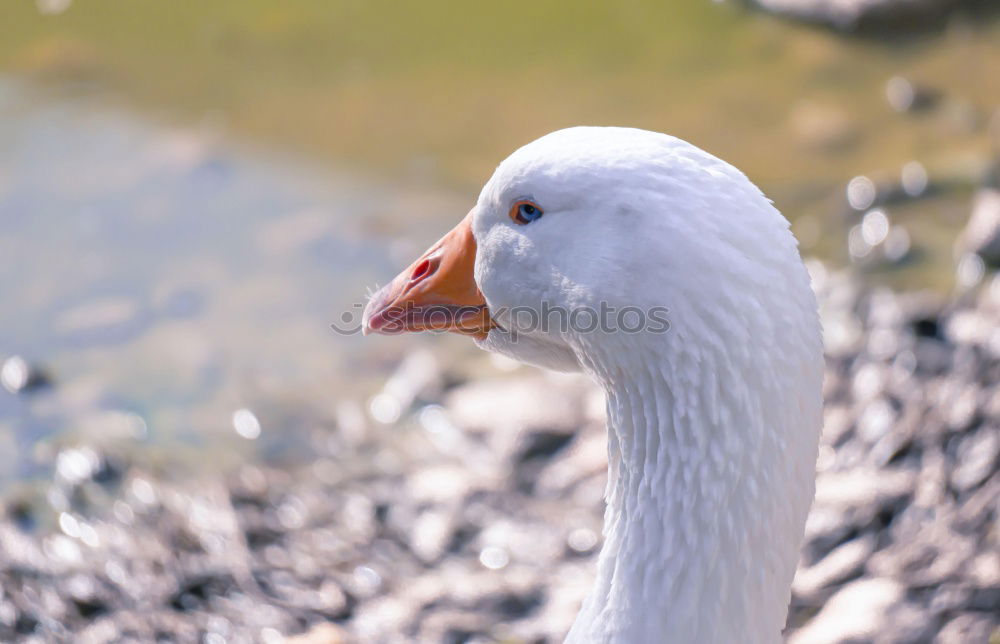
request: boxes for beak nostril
[410,258,434,282]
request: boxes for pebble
[283,622,348,644]
[846,175,876,211]
[2,263,999,642]
[232,408,262,440]
[0,356,47,394]
[792,534,874,599]
[957,188,1000,266]
[788,578,904,644]
[1,356,31,394]
[885,76,936,114]
[900,160,928,197]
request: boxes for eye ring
[509,200,544,225]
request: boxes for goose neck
[566,341,794,644]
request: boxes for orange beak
[363,210,495,340]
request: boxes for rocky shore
[1,260,998,644]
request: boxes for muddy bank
[1,263,998,643]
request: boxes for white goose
[363,127,823,643]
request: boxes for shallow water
[0,81,487,487]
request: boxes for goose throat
[566,341,809,644]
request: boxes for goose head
[364,126,824,643]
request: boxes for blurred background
[0,1,998,642]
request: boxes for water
[0,81,482,486]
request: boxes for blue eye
[510,200,544,225]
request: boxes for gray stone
[936,612,999,643]
[788,578,904,644]
[950,426,999,493]
[958,189,1000,266]
[747,0,972,32]
[792,535,875,599]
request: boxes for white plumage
[366,127,824,643]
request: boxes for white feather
[469,127,823,643]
